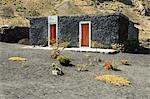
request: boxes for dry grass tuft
[121,59,128,65]
[95,75,131,86]
[8,57,28,61]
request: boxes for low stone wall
[0,26,29,43]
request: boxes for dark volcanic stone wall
[0,27,29,43]
[58,14,121,47]
[29,13,130,48]
[118,14,129,43]
[30,17,48,45]
[128,21,139,41]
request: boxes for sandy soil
[0,42,150,99]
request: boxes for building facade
[29,13,138,48]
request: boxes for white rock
[52,70,59,75]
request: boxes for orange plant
[103,61,112,70]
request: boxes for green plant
[51,63,64,75]
[16,5,24,12]
[76,64,88,71]
[52,63,61,70]
[57,55,71,66]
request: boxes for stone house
[29,13,138,48]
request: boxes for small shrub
[57,55,71,66]
[16,5,24,12]
[121,59,128,65]
[51,63,64,75]
[112,60,118,70]
[59,42,70,48]
[103,60,117,70]
[111,43,125,52]
[29,9,40,16]
[103,61,112,70]
[111,40,139,53]
[92,41,99,48]
[76,64,88,71]
[52,63,61,70]
[50,48,60,59]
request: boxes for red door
[50,24,56,46]
[81,24,89,47]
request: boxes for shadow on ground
[137,47,150,54]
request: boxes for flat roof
[29,12,128,20]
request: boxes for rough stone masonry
[29,13,138,48]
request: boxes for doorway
[79,21,91,48]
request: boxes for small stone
[52,70,59,76]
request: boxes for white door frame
[48,16,58,47]
[79,21,91,48]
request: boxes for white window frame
[79,21,91,48]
